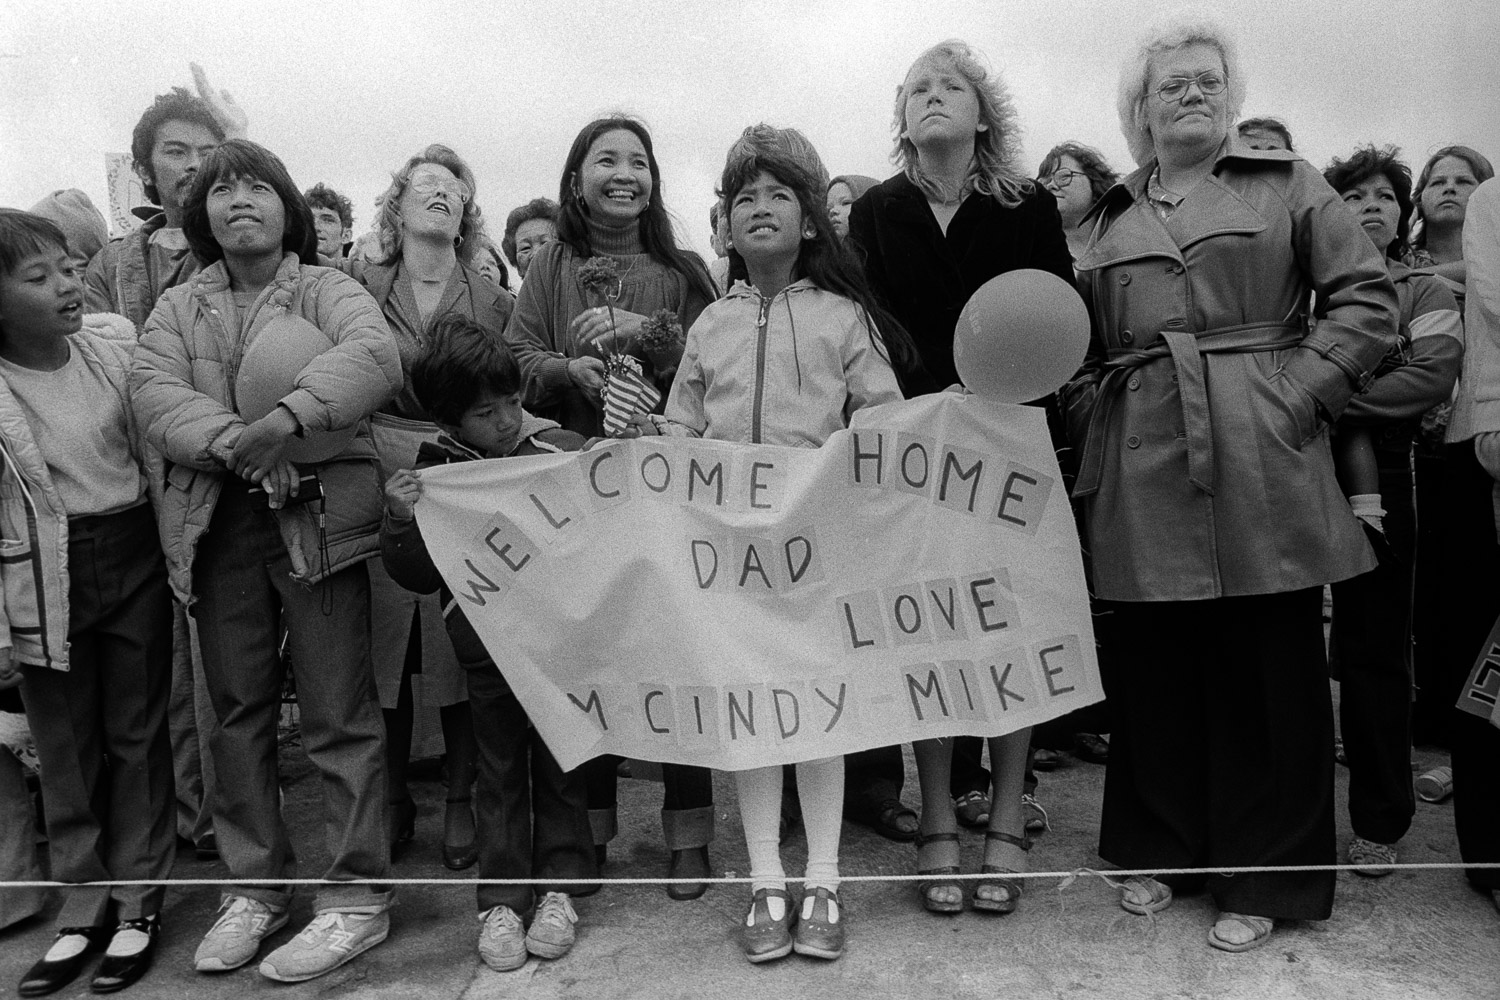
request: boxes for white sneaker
[258,910,389,983]
[524,893,578,960]
[477,906,527,971]
[195,896,288,972]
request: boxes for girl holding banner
[504,116,719,896]
[628,123,917,963]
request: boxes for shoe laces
[297,911,351,942]
[1021,792,1052,831]
[533,893,577,930]
[209,895,270,935]
[481,906,523,935]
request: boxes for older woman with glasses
[344,144,514,872]
[1062,15,1397,951]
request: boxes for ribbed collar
[586,215,645,256]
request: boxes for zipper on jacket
[751,293,771,444]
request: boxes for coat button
[1175,430,1186,439]
[1128,377,1141,390]
[1126,435,1141,448]
[1118,273,1131,286]
[1165,263,1184,275]
[1121,330,1135,345]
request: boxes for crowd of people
[0,11,1498,994]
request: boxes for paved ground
[2,729,1495,1000]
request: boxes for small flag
[601,354,661,437]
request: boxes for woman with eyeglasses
[1060,15,1397,952]
[344,144,514,872]
[1038,142,1118,265]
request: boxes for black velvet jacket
[847,172,1076,397]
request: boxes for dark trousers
[468,664,595,912]
[1329,453,1416,844]
[192,486,390,912]
[1413,445,1500,744]
[1097,589,1335,920]
[20,504,174,928]
[581,756,713,850]
[844,745,904,816]
[1453,704,1500,891]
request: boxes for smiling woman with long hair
[130,138,402,982]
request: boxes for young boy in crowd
[380,314,597,973]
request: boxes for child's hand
[618,411,660,438]
[571,306,647,352]
[566,356,607,400]
[385,469,423,519]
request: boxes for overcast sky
[2,0,1497,263]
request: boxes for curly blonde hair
[891,40,1030,209]
[374,144,486,267]
[1116,12,1247,168]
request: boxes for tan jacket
[1062,140,1399,601]
[130,254,402,602]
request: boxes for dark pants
[581,757,713,850]
[949,737,990,797]
[468,663,595,912]
[1329,452,1416,844]
[844,745,904,817]
[1413,445,1500,745]
[20,504,174,928]
[192,486,390,913]
[1454,703,1500,891]
[1098,589,1335,921]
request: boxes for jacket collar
[724,276,817,302]
[1084,133,1299,225]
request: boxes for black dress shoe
[667,846,710,900]
[18,928,102,998]
[90,917,159,994]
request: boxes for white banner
[414,392,1101,771]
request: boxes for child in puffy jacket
[380,314,596,974]
[626,124,919,964]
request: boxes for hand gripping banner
[413,392,1101,771]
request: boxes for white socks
[1349,493,1385,533]
[45,933,93,962]
[735,756,845,915]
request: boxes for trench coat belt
[1072,322,1304,499]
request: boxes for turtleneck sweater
[504,215,713,436]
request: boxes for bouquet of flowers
[637,308,685,371]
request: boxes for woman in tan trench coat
[1061,15,1398,952]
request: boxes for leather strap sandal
[742,888,795,963]
[915,830,964,914]
[973,830,1030,914]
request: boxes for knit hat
[28,189,108,263]
[724,124,831,197]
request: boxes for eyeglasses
[1043,168,1079,188]
[409,173,472,204]
[1155,71,1227,103]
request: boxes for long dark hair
[556,116,715,304]
[720,126,920,383]
[182,139,317,266]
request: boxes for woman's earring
[803,227,816,239]
[454,234,464,248]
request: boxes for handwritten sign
[1458,617,1500,730]
[414,392,1101,771]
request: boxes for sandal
[952,790,990,828]
[973,830,1029,914]
[1207,912,1274,953]
[742,888,794,963]
[870,798,919,842]
[1119,875,1173,915]
[915,830,963,914]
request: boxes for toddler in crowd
[381,314,597,973]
